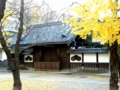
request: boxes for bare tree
[6,0,59,28]
[6,0,41,33]
[12,0,24,90]
[0,0,24,90]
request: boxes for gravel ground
[0,68,118,90]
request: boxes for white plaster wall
[24,55,33,62]
[70,54,82,63]
[98,53,109,63]
[84,53,96,62]
[0,50,7,61]
[0,50,6,61]
[70,53,109,63]
[2,50,7,61]
[0,48,20,61]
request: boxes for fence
[70,63,109,72]
[34,62,60,71]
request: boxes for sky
[34,0,86,11]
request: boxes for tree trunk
[12,68,22,90]
[110,41,119,90]
[0,27,22,90]
[0,0,22,90]
[0,0,6,19]
[12,0,24,90]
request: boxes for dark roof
[67,48,109,53]
[11,21,76,47]
[21,48,33,54]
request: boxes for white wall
[0,48,15,61]
[84,53,96,63]
[24,55,33,62]
[0,50,7,61]
[98,53,109,63]
[70,53,109,63]
[2,50,7,61]
[70,54,82,63]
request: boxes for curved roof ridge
[31,21,62,28]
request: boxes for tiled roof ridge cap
[74,47,108,50]
[31,21,63,28]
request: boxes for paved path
[0,68,120,90]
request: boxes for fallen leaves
[0,70,110,90]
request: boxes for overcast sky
[34,0,87,11]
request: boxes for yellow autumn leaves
[0,7,13,44]
[65,0,120,46]
[2,30,11,43]
[0,70,109,90]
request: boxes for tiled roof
[13,21,76,46]
[67,48,109,53]
[9,34,17,47]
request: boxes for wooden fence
[70,63,109,72]
[34,62,60,71]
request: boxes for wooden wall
[60,47,69,69]
[33,46,70,70]
[44,47,58,62]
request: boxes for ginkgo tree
[1,31,11,43]
[64,0,120,90]
[0,6,14,44]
